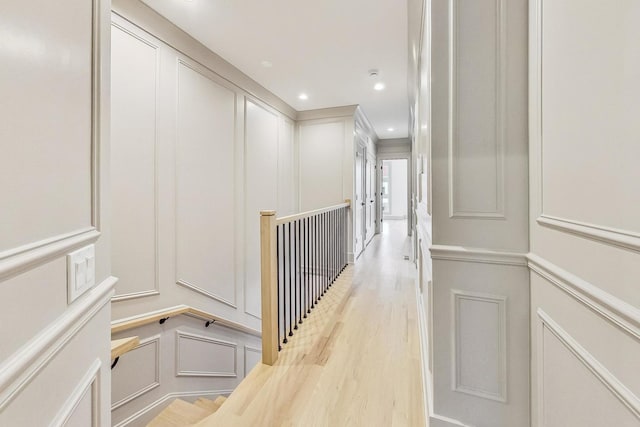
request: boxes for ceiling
[140,0,409,139]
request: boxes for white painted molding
[110,5,296,120]
[0,228,100,283]
[50,359,101,427]
[415,286,432,425]
[174,58,239,310]
[111,15,161,303]
[244,345,262,376]
[448,0,506,220]
[175,331,238,378]
[537,309,640,420]
[430,245,527,266]
[176,280,238,309]
[296,105,358,122]
[537,215,640,254]
[111,335,161,410]
[528,254,640,341]
[113,389,234,427]
[0,276,116,410]
[451,290,507,403]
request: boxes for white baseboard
[113,389,233,427]
[430,414,472,427]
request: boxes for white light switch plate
[67,244,96,304]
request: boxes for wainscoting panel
[111,336,160,410]
[0,0,97,253]
[537,0,640,234]
[51,359,101,427]
[244,99,279,319]
[452,290,506,402]
[244,345,262,376]
[448,0,505,218]
[538,311,640,426]
[175,60,237,307]
[111,18,160,301]
[298,121,346,211]
[176,331,237,378]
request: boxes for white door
[354,149,365,257]
[365,154,376,244]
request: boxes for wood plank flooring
[196,220,424,427]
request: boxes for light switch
[67,244,96,304]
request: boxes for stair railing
[260,200,350,365]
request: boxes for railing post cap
[260,210,276,216]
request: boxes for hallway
[197,220,424,427]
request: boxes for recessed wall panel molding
[244,99,280,319]
[452,290,507,402]
[448,0,506,219]
[111,18,160,301]
[533,0,640,247]
[50,359,101,427]
[175,59,237,308]
[111,335,161,410]
[537,309,640,424]
[0,0,102,281]
[244,345,262,376]
[176,331,237,378]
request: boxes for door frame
[377,153,412,237]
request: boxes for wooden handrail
[111,336,140,359]
[111,305,261,337]
[276,200,350,226]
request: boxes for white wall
[414,0,530,425]
[0,0,114,425]
[529,1,640,426]
[109,3,296,423]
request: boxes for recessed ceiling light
[387,127,395,132]
[374,82,386,91]
[298,93,309,100]
[261,60,273,68]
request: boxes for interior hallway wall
[109,1,296,423]
[0,0,115,425]
[528,1,640,426]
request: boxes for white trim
[111,335,161,410]
[175,330,238,378]
[0,228,100,283]
[112,389,234,427]
[416,285,432,425]
[537,215,640,254]
[537,309,640,420]
[430,245,528,266]
[176,280,237,309]
[528,254,640,341]
[174,57,239,309]
[49,359,101,427]
[110,15,161,302]
[0,276,116,410]
[244,345,262,376]
[448,0,506,220]
[451,290,507,403]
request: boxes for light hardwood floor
[196,220,425,427]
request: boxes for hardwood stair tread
[193,398,222,413]
[147,398,213,427]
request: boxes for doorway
[381,159,409,225]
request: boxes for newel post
[260,210,278,365]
